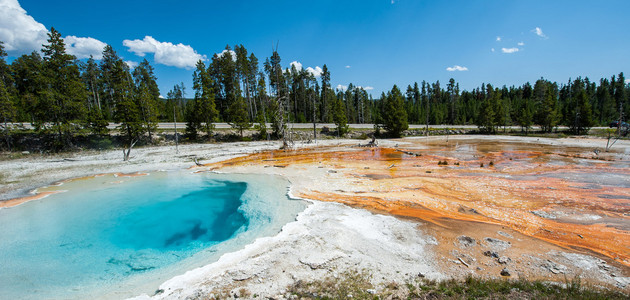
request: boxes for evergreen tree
[476,89,496,133]
[533,79,560,132]
[190,60,218,138]
[382,85,409,137]
[99,45,120,120]
[11,51,44,123]
[228,96,251,138]
[332,93,348,135]
[111,59,142,160]
[40,27,87,147]
[516,97,534,134]
[0,42,16,149]
[83,56,108,135]
[132,59,160,140]
[0,80,15,149]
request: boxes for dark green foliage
[111,59,143,160]
[133,59,160,141]
[333,92,349,135]
[191,60,218,138]
[40,27,87,147]
[228,96,251,138]
[382,85,408,137]
[255,110,267,139]
[2,34,630,154]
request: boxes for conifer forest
[0,28,628,151]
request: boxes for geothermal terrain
[1,135,629,299]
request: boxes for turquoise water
[0,171,305,299]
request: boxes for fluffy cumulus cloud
[518,41,525,46]
[533,27,547,38]
[361,86,374,91]
[306,66,323,77]
[289,61,302,71]
[345,65,351,69]
[123,36,206,69]
[0,0,106,58]
[626,79,630,84]
[217,49,236,61]
[0,0,48,54]
[64,36,107,59]
[286,61,323,77]
[446,65,468,72]
[496,36,501,42]
[336,84,348,91]
[501,47,519,54]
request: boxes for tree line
[1,28,629,154]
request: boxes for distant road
[9,122,608,131]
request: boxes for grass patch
[288,271,627,300]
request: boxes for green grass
[288,271,627,300]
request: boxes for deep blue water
[0,171,305,299]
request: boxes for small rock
[457,235,476,248]
[501,268,511,276]
[498,256,511,264]
[21,151,30,155]
[483,251,499,258]
[367,289,376,294]
[417,272,425,278]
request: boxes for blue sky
[1,0,629,97]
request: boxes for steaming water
[0,171,306,299]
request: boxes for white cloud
[217,49,236,61]
[362,86,374,91]
[446,65,468,72]
[345,65,351,69]
[289,61,302,71]
[123,36,206,69]
[0,0,48,54]
[501,47,519,54]
[306,66,322,77]
[287,61,323,77]
[625,79,630,84]
[0,0,107,58]
[124,60,138,69]
[64,36,107,59]
[491,48,495,52]
[517,41,525,46]
[533,27,547,38]
[336,84,348,91]
[496,36,501,42]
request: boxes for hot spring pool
[0,171,306,299]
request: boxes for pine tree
[382,85,409,137]
[111,59,142,160]
[0,80,15,150]
[534,79,560,132]
[195,60,218,137]
[41,27,87,147]
[517,98,534,134]
[0,42,16,149]
[476,92,496,133]
[228,96,251,138]
[332,93,348,135]
[132,59,160,141]
[83,56,108,135]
